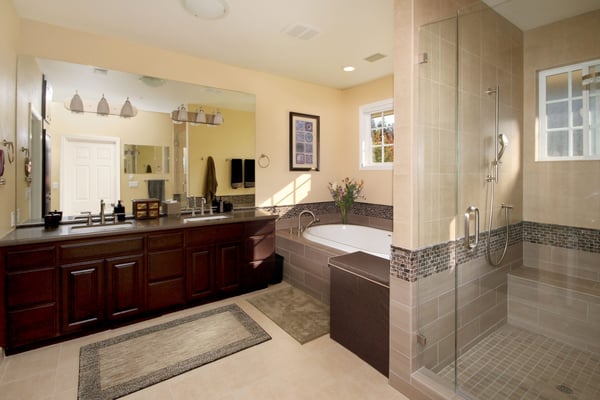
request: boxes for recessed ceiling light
[181,0,229,20]
[343,66,356,72]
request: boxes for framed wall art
[289,112,320,171]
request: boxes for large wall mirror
[15,56,256,224]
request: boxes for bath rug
[248,286,329,344]
[78,304,270,400]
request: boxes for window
[359,99,394,170]
[538,59,600,161]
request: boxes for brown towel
[204,156,218,203]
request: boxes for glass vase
[339,205,348,224]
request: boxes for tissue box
[162,200,181,217]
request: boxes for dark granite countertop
[328,251,390,287]
[0,209,277,247]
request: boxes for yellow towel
[205,156,218,203]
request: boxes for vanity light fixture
[120,97,135,118]
[181,0,229,20]
[171,105,224,126]
[69,91,84,113]
[97,95,110,115]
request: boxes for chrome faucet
[100,199,106,224]
[191,197,197,217]
[200,197,206,215]
[297,210,319,236]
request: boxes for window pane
[383,112,394,128]
[383,127,394,144]
[371,129,382,145]
[384,146,394,162]
[571,69,582,98]
[547,102,568,129]
[371,114,383,129]
[572,99,583,127]
[573,129,583,156]
[592,126,599,155]
[546,73,569,101]
[547,130,569,156]
[372,147,382,162]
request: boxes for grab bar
[464,206,480,250]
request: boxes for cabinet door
[60,260,104,335]
[106,254,144,320]
[186,245,214,301]
[216,241,242,293]
[147,249,185,311]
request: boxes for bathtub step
[510,266,600,297]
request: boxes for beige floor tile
[0,284,410,400]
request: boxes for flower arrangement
[328,177,364,224]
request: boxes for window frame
[538,59,600,161]
[359,98,394,170]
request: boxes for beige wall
[523,10,600,230]
[16,19,393,212]
[341,75,394,206]
[0,0,19,237]
[188,108,255,199]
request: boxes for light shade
[195,108,206,123]
[213,110,224,125]
[120,97,135,118]
[97,95,110,115]
[69,91,84,113]
[176,105,188,121]
[181,0,229,19]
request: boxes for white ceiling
[12,0,600,113]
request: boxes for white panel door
[61,136,120,216]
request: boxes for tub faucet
[297,210,319,236]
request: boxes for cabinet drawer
[185,223,243,246]
[244,220,275,236]
[8,304,57,347]
[7,267,55,308]
[245,233,275,261]
[5,246,55,270]
[60,237,144,262]
[148,249,184,281]
[148,231,183,251]
[147,278,185,311]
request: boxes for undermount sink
[69,221,134,233]
[183,215,231,223]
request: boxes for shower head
[497,133,508,161]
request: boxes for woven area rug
[78,304,270,400]
[248,286,329,344]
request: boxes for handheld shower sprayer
[497,133,508,161]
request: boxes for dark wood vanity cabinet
[146,231,185,311]
[242,220,276,289]
[1,217,276,352]
[185,223,244,301]
[3,245,58,348]
[59,236,145,335]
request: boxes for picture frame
[289,112,320,171]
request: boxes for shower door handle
[464,206,479,250]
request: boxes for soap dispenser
[114,200,126,221]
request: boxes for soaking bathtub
[302,224,392,260]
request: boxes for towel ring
[2,140,15,164]
[258,154,270,168]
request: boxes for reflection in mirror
[15,56,256,224]
[123,144,170,174]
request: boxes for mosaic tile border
[267,201,393,221]
[523,221,600,254]
[391,221,600,282]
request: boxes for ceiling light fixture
[181,0,229,20]
[343,66,356,72]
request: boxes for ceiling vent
[93,67,109,75]
[283,24,320,40]
[364,53,387,62]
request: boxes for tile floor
[0,283,409,400]
[437,324,600,400]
